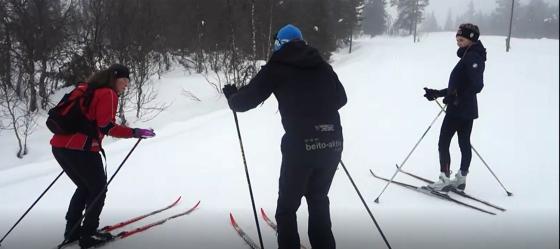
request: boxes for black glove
[424,87,447,101]
[222,84,238,99]
[423,87,439,101]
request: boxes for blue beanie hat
[273,24,303,52]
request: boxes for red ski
[260,208,309,249]
[117,200,201,239]
[230,213,261,249]
[100,196,182,232]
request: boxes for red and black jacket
[50,83,134,152]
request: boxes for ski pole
[434,100,513,196]
[340,161,392,249]
[231,111,265,249]
[0,171,64,246]
[57,138,143,248]
[374,107,445,203]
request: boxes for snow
[0,32,558,249]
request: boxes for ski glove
[222,84,238,99]
[423,87,446,101]
[133,128,155,139]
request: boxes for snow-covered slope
[0,33,558,249]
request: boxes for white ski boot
[450,171,467,192]
[427,172,453,192]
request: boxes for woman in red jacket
[51,64,155,248]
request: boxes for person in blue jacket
[223,24,346,249]
[423,23,486,192]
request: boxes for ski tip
[260,208,270,220]
[175,196,182,203]
[229,212,241,226]
[193,200,201,209]
[229,212,235,224]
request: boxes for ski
[260,208,309,249]
[116,200,200,239]
[56,197,183,248]
[101,196,182,232]
[230,213,261,249]
[370,169,496,215]
[64,201,200,249]
[394,165,506,212]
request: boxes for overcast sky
[390,0,560,25]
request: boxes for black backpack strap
[79,84,108,174]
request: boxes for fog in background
[425,0,559,24]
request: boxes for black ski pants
[438,115,474,175]
[275,150,341,249]
[52,147,107,238]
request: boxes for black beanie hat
[108,64,130,79]
[456,23,480,42]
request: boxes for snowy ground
[0,32,558,249]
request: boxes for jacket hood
[457,40,487,61]
[269,41,326,69]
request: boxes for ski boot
[79,231,114,249]
[450,170,467,192]
[427,172,453,192]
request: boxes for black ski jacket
[443,41,486,119]
[227,41,347,156]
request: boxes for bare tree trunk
[250,0,257,61]
[15,68,23,98]
[0,83,25,158]
[506,0,515,52]
[349,31,353,53]
[2,28,12,89]
[414,0,418,42]
[196,23,205,73]
[135,62,146,118]
[226,0,239,86]
[38,59,48,110]
[195,2,204,74]
[26,62,38,112]
[265,0,273,59]
[118,94,127,126]
[22,111,33,156]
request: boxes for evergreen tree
[390,0,429,35]
[543,5,559,38]
[457,1,482,28]
[444,8,455,31]
[463,0,475,22]
[420,11,440,32]
[363,0,387,36]
[490,0,521,35]
[518,0,549,38]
